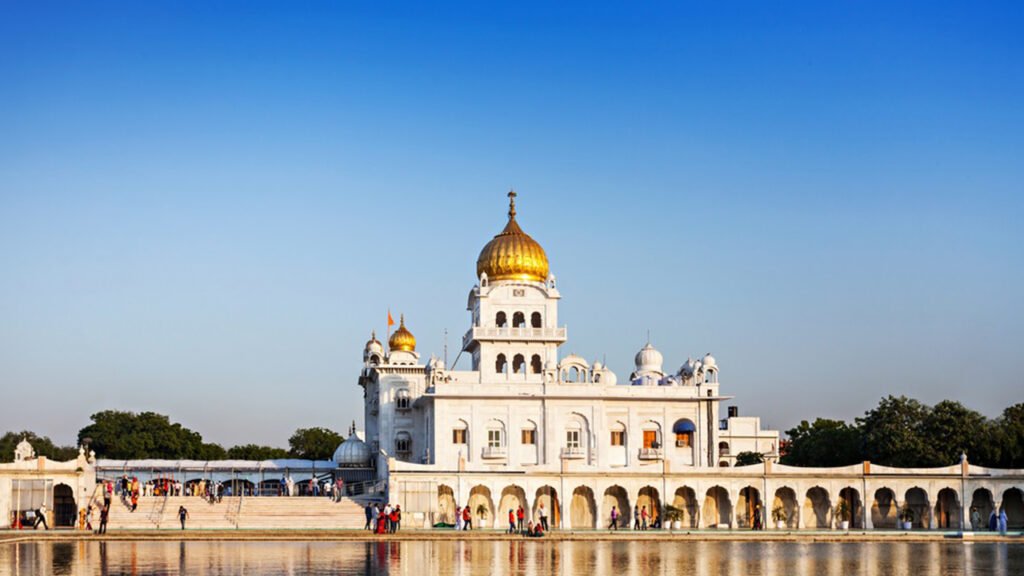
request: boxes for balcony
[560,447,586,460]
[463,326,567,349]
[395,400,411,412]
[638,447,664,460]
[675,440,691,448]
[481,446,508,459]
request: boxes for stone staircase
[104,495,368,530]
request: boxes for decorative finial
[400,313,405,327]
[508,189,517,219]
[371,330,376,339]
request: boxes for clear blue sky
[1,2,1021,449]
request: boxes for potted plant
[772,504,787,529]
[834,499,851,530]
[899,504,914,530]
[664,505,683,530]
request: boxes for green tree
[288,427,343,460]
[77,410,210,460]
[227,444,289,460]
[734,451,764,466]
[994,403,1024,468]
[0,431,78,463]
[781,418,862,467]
[920,400,990,467]
[857,396,931,467]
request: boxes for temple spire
[508,189,517,219]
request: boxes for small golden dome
[476,191,549,283]
[388,315,416,352]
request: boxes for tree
[920,400,990,467]
[994,403,1024,468]
[781,418,862,467]
[288,427,343,460]
[0,431,78,463]
[77,410,211,460]
[857,396,931,467]
[734,451,764,466]
[227,444,289,460]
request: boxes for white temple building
[359,192,784,528]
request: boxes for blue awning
[673,420,696,433]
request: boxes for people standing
[538,502,549,531]
[608,506,619,530]
[97,505,109,535]
[462,506,472,530]
[383,503,393,533]
[455,506,463,531]
[85,505,94,532]
[34,504,49,530]
[508,509,517,534]
[178,506,189,530]
[999,508,1008,535]
[989,510,998,531]
[641,506,649,530]
[394,505,402,532]
[365,503,374,531]
[970,507,981,531]
[753,504,763,530]
[516,505,525,533]
[633,504,640,530]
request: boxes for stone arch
[602,485,630,529]
[773,487,799,529]
[498,485,528,527]
[512,311,526,328]
[872,487,898,529]
[570,486,597,529]
[838,487,863,529]
[803,486,831,529]
[905,487,930,529]
[703,486,732,528]
[531,311,542,328]
[531,354,542,374]
[496,354,507,374]
[970,488,994,530]
[468,485,494,528]
[534,485,560,529]
[935,487,960,530]
[719,441,730,456]
[437,484,456,524]
[672,486,699,528]
[496,311,507,327]
[1002,487,1024,529]
[512,354,526,374]
[637,485,661,526]
[53,483,77,527]
[736,486,761,529]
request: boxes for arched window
[513,354,525,374]
[486,420,505,448]
[531,354,542,374]
[496,311,507,327]
[531,312,542,328]
[673,419,696,447]
[396,389,411,410]
[568,367,580,382]
[719,441,730,456]
[512,312,526,328]
[452,420,468,445]
[395,432,412,455]
[496,354,507,374]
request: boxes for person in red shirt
[516,505,525,533]
[508,509,516,534]
[462,506,472,530]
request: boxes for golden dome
[476,191,549,283]
[388,315,416,352]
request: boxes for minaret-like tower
[464,192,566,382]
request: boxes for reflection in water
[0,540,1021,575]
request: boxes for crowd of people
[364,503,402,534]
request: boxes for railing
[560,447,586,459]
[343,479,388,500]
[481,446,508,459]
[676,440,691,448]
[638,447,664,460]
[463,326,567,348]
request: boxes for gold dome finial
[388,314,416,352]
[476,192,549,283]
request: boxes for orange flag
[387,310,395,327]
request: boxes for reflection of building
[0,440,96,529]
[366,193,1024,532]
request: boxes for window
[496,354,507,374]
[566,429,581,449]
[610,431,625,446]
[513,354,525,374]
[521,429,536,445]
[531,355,542,374]
[487,429,502,448]
[395,433,411,453]
[531,312,542,328]
[513,312,526,327]
[396,389,410,410]
[453,429,467,444]
[496,311,507,327]
[643,430,658,449]
[676,432,691,447]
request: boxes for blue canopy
[672,420,696,434]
